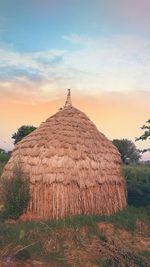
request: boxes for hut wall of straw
[2,102,127,219]
[26,181,126,219]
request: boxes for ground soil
[0,221,150,267]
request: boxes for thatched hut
[2,90,127,219]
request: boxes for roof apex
[64,89,72,108]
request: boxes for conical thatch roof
[2,90,127,219]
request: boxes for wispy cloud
[0,33,150,100]
[0,48,66,78]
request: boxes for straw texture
[2,93,127,219]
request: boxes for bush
[0,152,10,176]
[0,162,5,176]
[123,165,150,207]
[0,152,10,164]
[0,164,30,220]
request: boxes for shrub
[0,164,30,220]
[0,152,10,164]
[123,165,150,207]
[0,152,10,176]
[0,162,5,176]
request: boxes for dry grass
[0,206,149,266]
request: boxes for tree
[135,119,150,153]
[12,125,36,144]
[112,139,141,164]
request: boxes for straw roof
[2,90,127,219]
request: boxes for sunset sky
[0,0,150,159]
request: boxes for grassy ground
[0,206,149,266]
[0,161,150,266]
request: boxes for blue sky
[0,0,150,158]
[1,0,150,52]
[0,0,150,90]
[1,0,106,51]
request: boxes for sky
[0,0,150,160]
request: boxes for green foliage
[0,207,148,242]
[0,151,10,163]
[98,231,107,242]
[43,206,149,232]
[43,251,66,263]
[136,119,150,141]
[92,258,110,266]
[0,162,5,176]
[0,151,10,176]
[12,125,36,144]
[139,251,150,257]
[15,250,31,261]
[0,164,30,219]
[112,139,141,164]
[102,206,150,232]
[124,165,150,207]
[136,119,150,153]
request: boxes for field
[0,158,150,266]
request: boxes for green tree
[112,139,141,164]
[136,119,150,153]
[12,125,36,144]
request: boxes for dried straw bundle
[2,91,127,219]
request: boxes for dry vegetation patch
[0,207,149,267]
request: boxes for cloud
[0,77,66,104]
[62,34,150,92]
[0,48,66,78]
[0,33,150,100]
